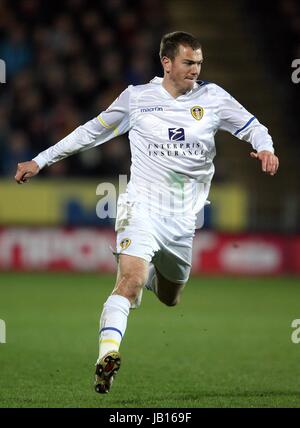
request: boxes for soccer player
[15,32,279,393]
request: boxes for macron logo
[168,128,185,141]
[140,107,163,112]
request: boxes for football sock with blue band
[98,294,130,361]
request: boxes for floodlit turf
[0,272,300,408]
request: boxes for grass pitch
[0,273,300,408]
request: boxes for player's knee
[124,271,147,288]
[115,272,146,303]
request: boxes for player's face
[164,45,203,94]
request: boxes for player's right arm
[15,88,131,184]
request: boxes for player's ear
[161,56,171,73]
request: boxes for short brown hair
[159,31,202,60]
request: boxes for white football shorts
[115,193,196,284]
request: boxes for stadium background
[1,0,300,408]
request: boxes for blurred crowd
[0,0,169,178]
[278,0,300,59]
[247,0,300,146]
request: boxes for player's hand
[250,150,279,176]
[15,160,40,184]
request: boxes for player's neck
[162,78,188,99]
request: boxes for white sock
[144,264,158,295]
[98,294,131,361]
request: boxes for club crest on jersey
[120,238,131,250]
[191,106,204,121]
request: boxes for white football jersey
[33,77,274,220]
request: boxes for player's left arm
[215,85,279,176]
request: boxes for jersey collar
[150,76,200,100]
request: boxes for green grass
[0,273,300,408]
